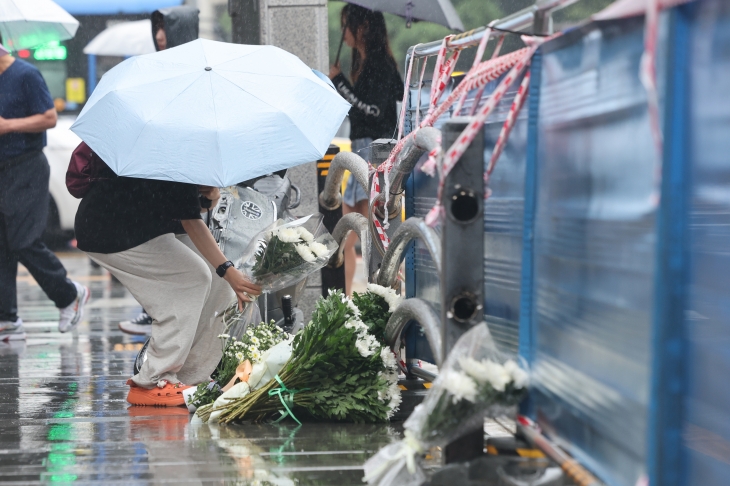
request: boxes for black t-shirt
[75,169,202,254]
[332,56,403,141]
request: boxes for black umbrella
[334,0,464,64]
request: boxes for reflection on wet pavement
[1,253,401,485]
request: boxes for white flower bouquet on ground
[363,323,529,486]
[183,320,290,412]
[196,287,403,424]
[238,214,337,292]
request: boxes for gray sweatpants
[88,233,234,388]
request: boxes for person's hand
[223,267,263,310]
[199,186,221,211]
[329,63,341,80]
[0,116,13,136]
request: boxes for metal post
[317,145,345,294]
[229,0,261,45]
[440,117,485,463]
[87,54,96,96]
[440,118,485,351]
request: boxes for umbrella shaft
[335,30,345,66]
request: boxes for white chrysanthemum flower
[388,382,402,402]
[366,283,403,312]
[308,241,330,258]
[343,297,361,317]
[482,359,511,392]
[386,383,402,418]
[504,359,529,389]
[369,334,379,347]
[459,357,515,392]
[248,345,258,354]
[251,351,261,362]
[442,370,478,403]
[356,337,375,357]
[379,370,399,384]
[276,227,301,243]
[235,352,244,361]
[219,334,230,339]
[294,244,316,263]
[295,226,314,243]
[246,330,254,337]
[458,356,491,384]
[380,347,397,369]
[250,336,260,345]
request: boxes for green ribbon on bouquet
[268,375,308,425]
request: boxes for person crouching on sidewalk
[74,163,261,406]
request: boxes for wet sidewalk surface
[1,252,399,485]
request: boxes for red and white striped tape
[428,36,461,115]
[469,35,505,116]
[379,47,528,180]
[487,71,531,176]
[642,0,662,153]
[453,27,494,117]
[369,174,390,250]
[414,57,428,127]
[425,43,540,227]
[641,0,662,207]
[397,43,422,140]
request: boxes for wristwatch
[216,261,234,278]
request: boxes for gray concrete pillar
[229,0,329,320]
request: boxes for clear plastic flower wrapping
[363,322,529,486]
[236,214,338,292]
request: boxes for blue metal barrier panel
[524,16,666,486]
[685,0,730,482]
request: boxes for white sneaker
[0,318,26,341]
[58,282,90,333]
[118,311,153,335]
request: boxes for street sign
[66,78,86,104]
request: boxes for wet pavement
[1,252,400,485]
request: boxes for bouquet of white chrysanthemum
[363,323,529,486]
[184,319,290,412]
[197,289,402,424]
[238,214,337,292]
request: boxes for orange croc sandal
[126,379,192,407]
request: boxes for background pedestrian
[0,37,89,339]
[329,4,403,295]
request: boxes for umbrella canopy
[0,0,79,51]
[83,20,156,57]
[70,39,351,187]
[332,0,464,64]
[348,0,464,31]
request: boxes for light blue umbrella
[71,39,351,187]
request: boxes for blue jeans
[343,137,372,207]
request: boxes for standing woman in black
[329,4,403,295]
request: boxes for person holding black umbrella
[329,4,403,296]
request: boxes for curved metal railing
[385,298,443,367]
[383,127,441,217]
[327,212,371,275]
[319,151,370,211]
[376,217,441,289]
